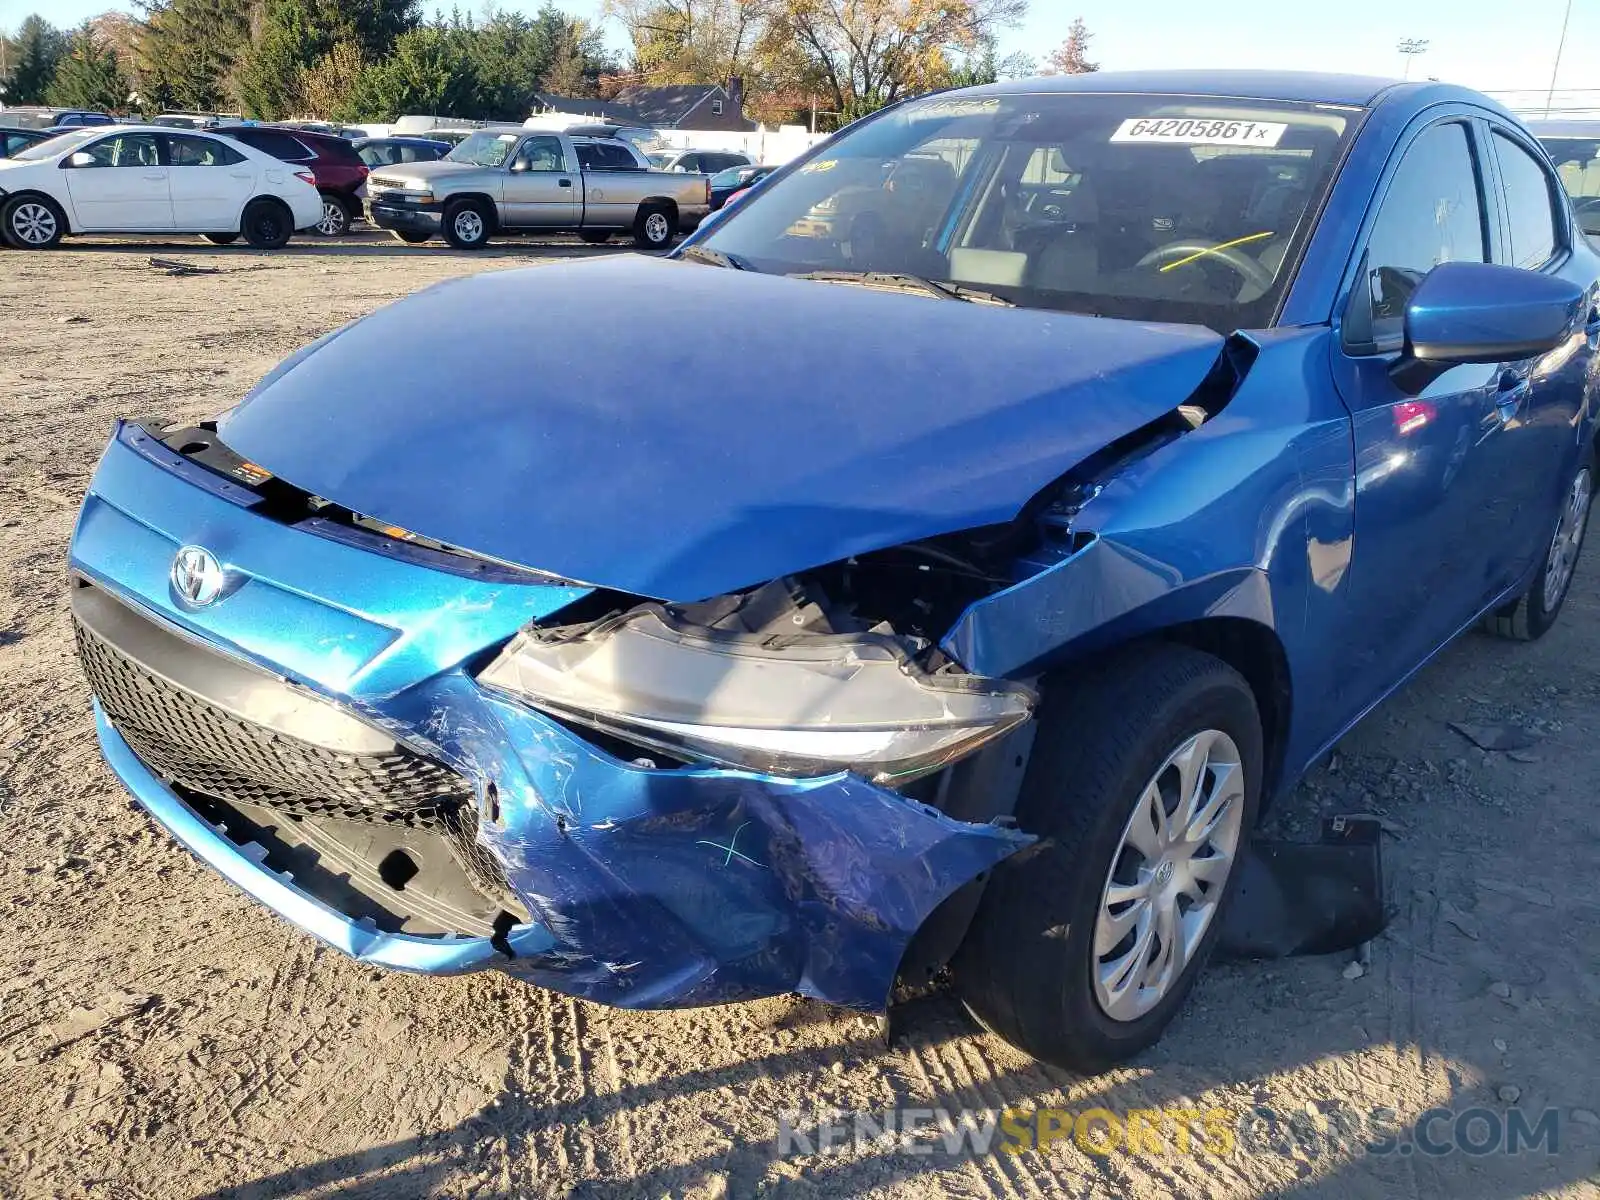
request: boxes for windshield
[11,128,96,160]
[446,131,519,167]
[698,92,1353,330]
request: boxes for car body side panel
[943,327,1357,794]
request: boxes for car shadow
[190,975,1591,1199]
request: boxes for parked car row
[0,116,773,251]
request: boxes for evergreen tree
[5,14,67,105]
[46,23,130,111]
[133,0,251,113]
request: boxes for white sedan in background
[0,126,323,250]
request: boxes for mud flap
[1215,815,1388,960]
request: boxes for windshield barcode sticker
[1111,118,1288,147]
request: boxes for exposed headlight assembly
[477,583,1033,786]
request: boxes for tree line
[0,2,1098,129]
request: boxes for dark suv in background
[218,125,369,236]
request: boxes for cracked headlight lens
[477,599,1033,786]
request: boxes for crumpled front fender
[394,678,1034,1011]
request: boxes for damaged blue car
[71,70,1599,1071]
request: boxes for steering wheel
[1136,239,1276,293]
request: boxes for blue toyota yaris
[69,71,1598,1071]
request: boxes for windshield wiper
[679,244,754,271]
[790,270,1014,306]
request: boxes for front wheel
[1483,456,1593,640]
[3,194,65,249]
[312,194,351,237]
[390,230,431,245]
[580,230,612,245]
[442,200,492,249]
[952,644,1262,1071]
[202,232,239,246]
[633,204,676,250]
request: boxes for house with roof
[532,80,755,132]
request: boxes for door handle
[143,172,167,181]
[229,171,252,179]
[558,177,572,188]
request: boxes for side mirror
[67,151,95,168]
[1392,261,1584,393]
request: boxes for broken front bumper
[71,423,1029,1010]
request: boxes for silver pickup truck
[364,126,711,250]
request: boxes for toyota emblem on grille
[171,545,226,606]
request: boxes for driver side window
[516,136,564,172]
[71,133,161,169]
[1353,121,1488,346]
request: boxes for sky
[3,0,1594,110]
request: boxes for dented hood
[220,255,1223,600]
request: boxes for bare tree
[1042,15,1097,75]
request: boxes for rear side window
[167,135,244,166]
[1493,131,1559,268]
[231,129,311,161]
[314,137,364,166]
[582,142,637,169]
[1361,121,1487,335]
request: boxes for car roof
[356,135,449,145]
[959,69,1406,108]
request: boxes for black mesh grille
[75,617,471,826]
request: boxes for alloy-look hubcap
[456,211,484,242]
[1092,728,1245,1022]
[316,199,344,235]
[1543,466,1591,611]
[12,202,55,245]
[645,212,669,243]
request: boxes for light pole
[1397,38,1430,80]
[1545,0,1574,117]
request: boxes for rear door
[1481,122,1599,578]
[61,132,172,230]
[163,133,256,231]
[501,134,579,228]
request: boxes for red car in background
[217,125,368,236]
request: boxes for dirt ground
[1,233,1598,1200]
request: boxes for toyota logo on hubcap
[171,546,226,606]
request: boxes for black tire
[580,230,612,245]
[3,193,66,249]
[442,199,492,249]
[1483,454,1593,641]
[241,198,293,249]
[202,232,239,246]
[952,644,1263,1072]
[312,193,351,237]
[633,203,676,250]
[390,230,431,245]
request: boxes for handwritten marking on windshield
[1159,231,1275,272]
